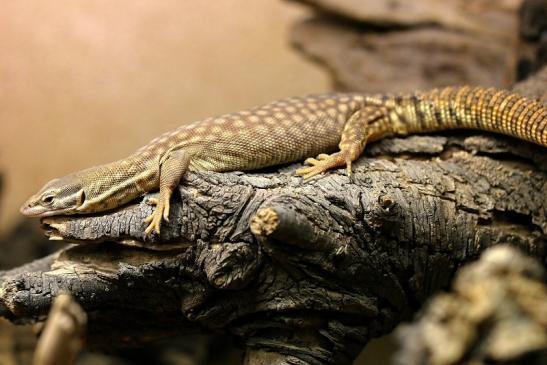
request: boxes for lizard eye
[41,194,55,205]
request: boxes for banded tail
[386,86,546,146]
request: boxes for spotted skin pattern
[20,86,547,235]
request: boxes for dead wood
[395,245,547,365]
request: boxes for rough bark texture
[514,66,547,102]
[395,245,547,365]
[288,0,522,93]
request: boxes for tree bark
[395,245,547,365]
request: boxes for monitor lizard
[20,86,547,236]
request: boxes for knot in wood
[378,194,396,212]
[250,208,279,236]
[202,242,259,290]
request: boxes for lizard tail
[391,86,547,147]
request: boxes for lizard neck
[76,154,158,213]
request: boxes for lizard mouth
[19,201,49,217]
[20,201,78,218]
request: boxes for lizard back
[134,93,366,172]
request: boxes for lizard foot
[143,196,171,236]
[296,151,352,179]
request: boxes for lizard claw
[143,198,170,236]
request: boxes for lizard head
[20,173,86,217]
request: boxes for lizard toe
[162,201,170,222]
[295,166,325,179]
[345,159,353,176]
[144,214,154,224]
[144,206,164,236]
[144,214,162,236]
[303,157,320,166]
[146,197,159,206]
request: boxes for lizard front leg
[296,106,384,179]
[144,149,191,236]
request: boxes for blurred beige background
[0,1,329,234]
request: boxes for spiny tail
[385,86,547,146]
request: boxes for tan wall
[0,1,328,234]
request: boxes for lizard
[20,86,547,236]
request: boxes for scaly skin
[20,86,547,236]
